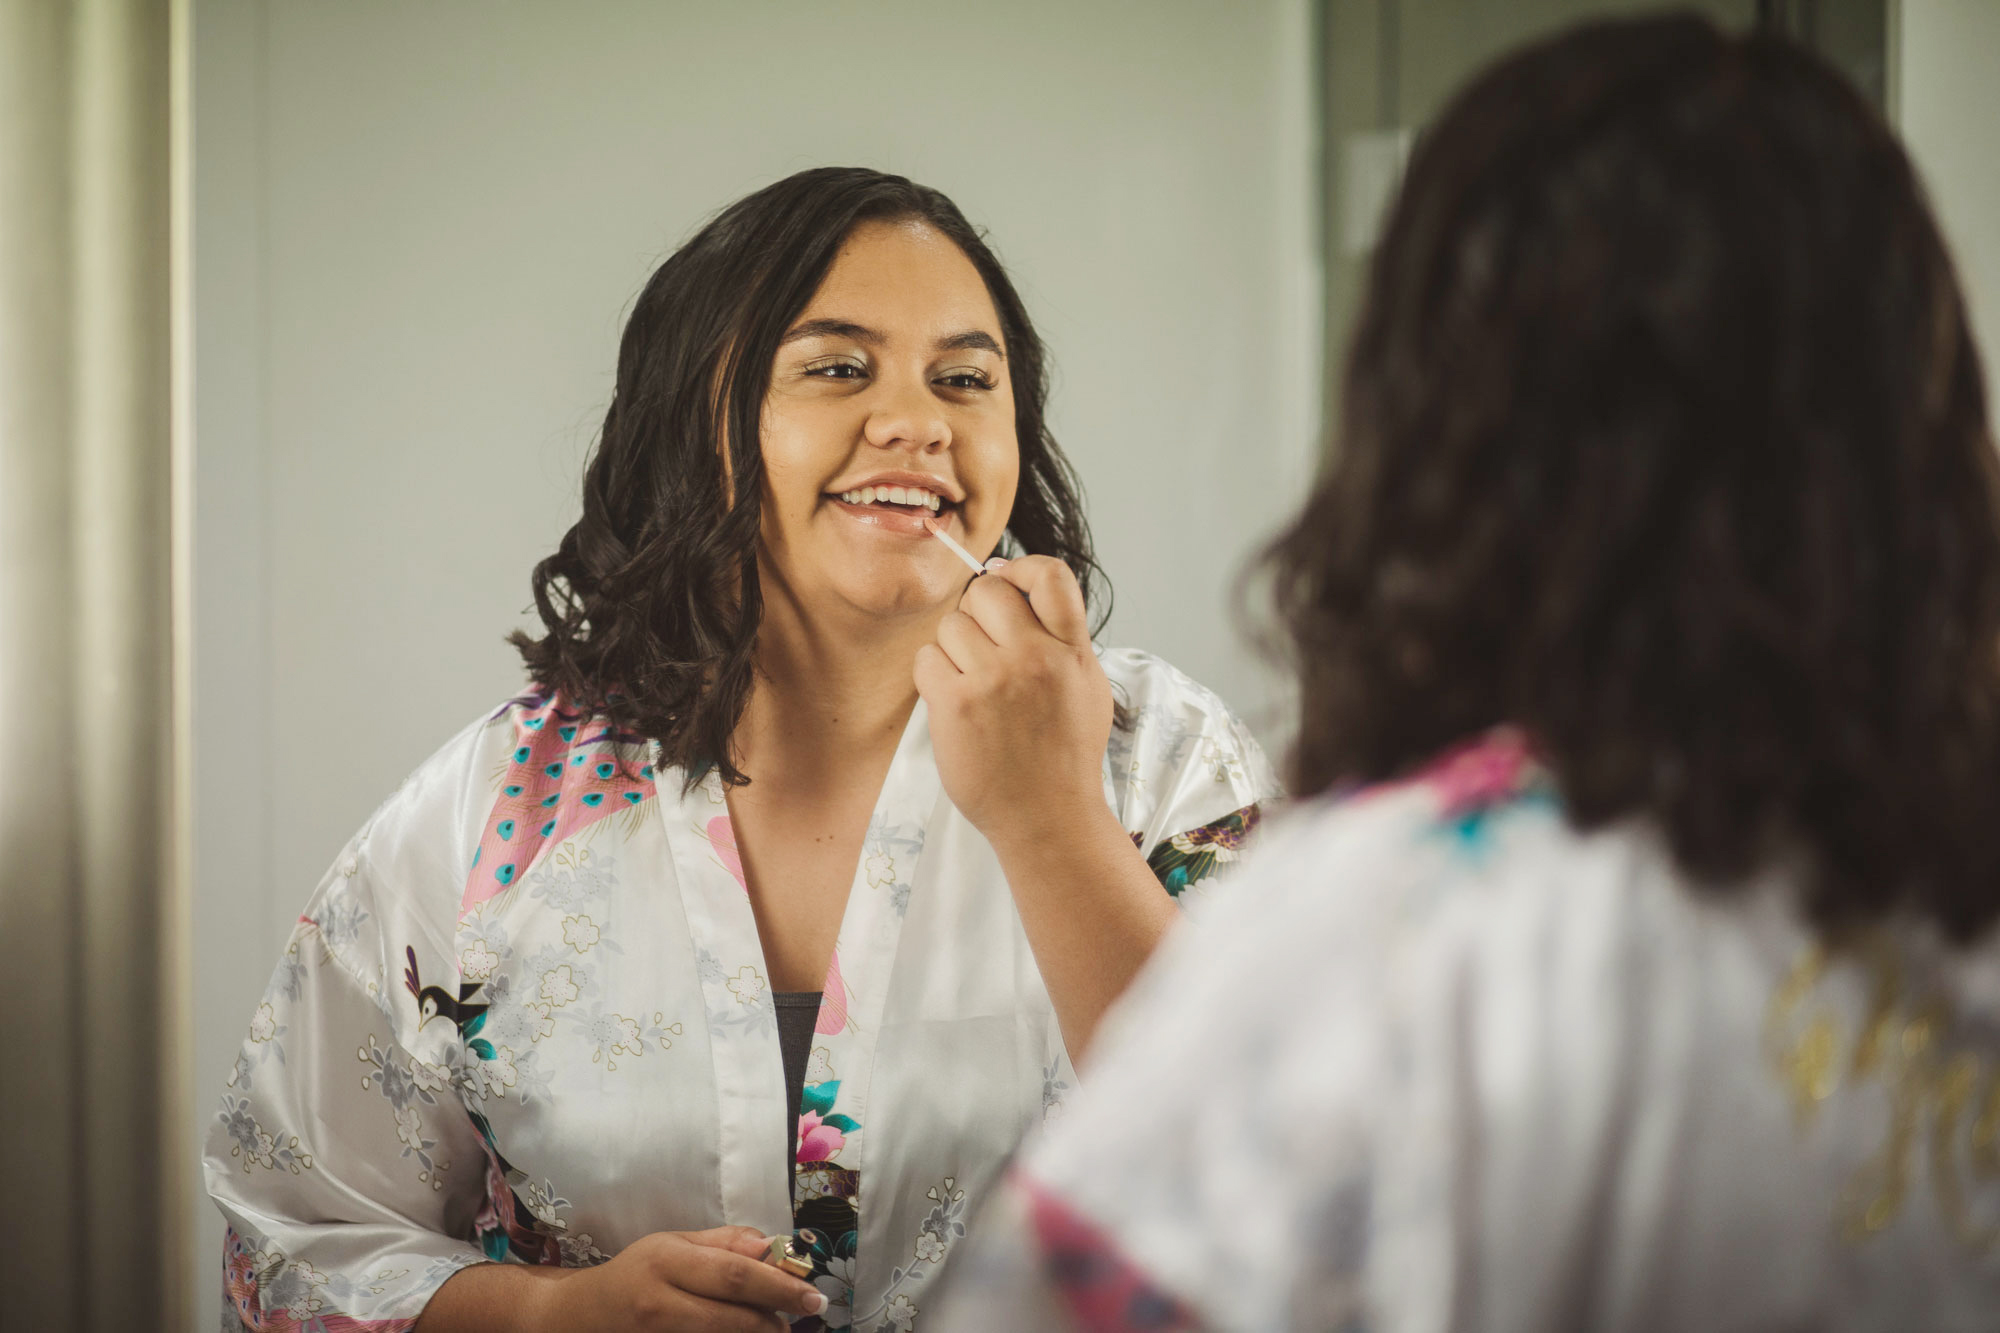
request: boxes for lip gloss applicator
[922,516,994,575]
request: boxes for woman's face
[758,218,1020,622]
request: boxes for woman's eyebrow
[937,330,1006,358]
[781,318,880,347]
[779,319,1005,358]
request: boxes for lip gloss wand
[922,516,1001,575]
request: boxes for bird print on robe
[1139,803,1262,897]
[404,945,493,1057]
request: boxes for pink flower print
[816,949,850,1035]
[797,1110,847,1163]
[1423,728,1533,816]
[707,815,747,892]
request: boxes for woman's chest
[445,798,1072,1265]
[725,782,879,992]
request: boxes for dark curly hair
[1263,14,2000,938]
[511,167,1104,790]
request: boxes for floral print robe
[934,732,2000,1332]
[204,647,1274,1331]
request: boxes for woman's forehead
[797,219,1002,346]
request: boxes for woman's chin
[824,573,957,624]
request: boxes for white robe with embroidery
[934,734,2000,1333]
[203,647,1273,1332]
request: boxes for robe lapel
[791,704,941,1321]
[652,705,941,1273]
[657,755,794,1234]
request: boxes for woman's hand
[419,1227,827,1332]
[553,1228,827,1330]
[914,555,1176,1061]
[913,555,1113,848]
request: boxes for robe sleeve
[204,837,494,1331]
[1102,648,1281,906]
[919,1169,1213,1332]
[931,807,1408,1333]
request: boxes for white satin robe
[203,647,1274,1332]
[935,731,2000,1333]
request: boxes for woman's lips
[827,496,955,537]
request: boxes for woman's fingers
[648,1290,789,1332]
[914,641,959,694]
[652,1234,826,1322]
[556,1228,826,1332]
[935,607,1000,675]
[986,555,1090,647]
[677,1225,776,1259]
[955,566,1041,646]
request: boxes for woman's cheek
[983,468,1021,547]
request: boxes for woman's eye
[806,361,866,380]
[937,371,994,391]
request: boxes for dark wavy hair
[511,168,1104,790]
[1263,15,2000,938]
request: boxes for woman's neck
[732,582,942,787]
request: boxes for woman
[937,15,2000,1332]
[204,167,1272,1332]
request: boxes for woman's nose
[863,376,951,454]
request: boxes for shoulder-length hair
[511,168,1105,790]
[1262,15,2000,938]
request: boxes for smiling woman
[758,221,1020,617]
[203,167,1275,1333]
[510,174,1099,794]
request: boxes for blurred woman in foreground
[938,14,2000,1331]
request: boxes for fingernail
[804,1291,829,1316]
[983,557,1009,570]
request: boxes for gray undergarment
[774,991,823,1173]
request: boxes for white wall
[1899,0,2000,403]
[189,0,1317,1320]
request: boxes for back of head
[1268,14,2000,938]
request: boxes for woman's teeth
[837,486,944,511]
